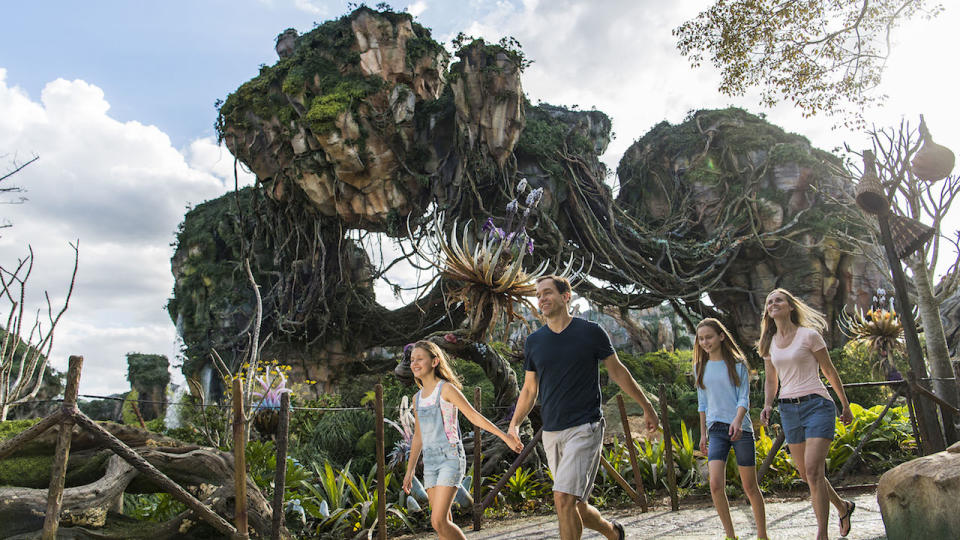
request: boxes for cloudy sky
[1,0,957,396]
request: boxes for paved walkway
[397,491,885,539]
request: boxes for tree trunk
[0,425,285,539]
[909,259,959,441]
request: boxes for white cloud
[0,70,253,396]
[293,0,327,16]
[406,1,428,17]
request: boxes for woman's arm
[730,363,750,440]
[698,410,708,454]
[443,384,523,452]
[759,356,779,426]
[403,403,423,493]
[815,347,853,424]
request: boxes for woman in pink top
[757,289,855,539]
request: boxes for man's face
[536,279,569,317]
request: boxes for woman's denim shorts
[707,423,756,466]
[779,394,837,444]
[422,443,465,489]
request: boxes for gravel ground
[395,490,885,539]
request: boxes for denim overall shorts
[417,380,465,489]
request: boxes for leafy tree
[674,1,944,123]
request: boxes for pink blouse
[768,327,831,400]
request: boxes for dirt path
[396,491,885,539]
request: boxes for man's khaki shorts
[542,418,604,501]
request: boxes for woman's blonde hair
[412,340,463,390]
[756,288,828,358]
[693,318,748,389]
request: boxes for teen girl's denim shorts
[422,443,465,489]
[779,394,837,444]
[707,422,756,466]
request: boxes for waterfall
[164,383,188,430]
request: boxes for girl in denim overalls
[402,340,522,539]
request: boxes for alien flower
[252,368,291,410]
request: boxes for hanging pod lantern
[911,115,955,182]
[887,212,935,259]
[856,149,889,214]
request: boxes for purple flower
[525,187,544,208]
[253,370,291,410]
[506,199,518,215]
[403,343,414,355]
[481,217,496,233]
[505,232,516,245]
[526,237,534,254]
[491,227,505,240]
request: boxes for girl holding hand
[402,340,522,540]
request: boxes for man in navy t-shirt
[508,275,660,540]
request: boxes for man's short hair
[536,275,572,295]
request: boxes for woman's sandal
[839,499,856,537]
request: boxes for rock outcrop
[616,109,887,345]
[217,7,448,228]
[877,441,960,540]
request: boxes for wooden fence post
[233,378,249,540]
[757,429,785,483]
[472,387,483,531]
[375,383,386,540]
[832,388,902,483]
[599,456,642,503]
[41,355,82,540]
[617,394,648,512]
[271,392,290,540]
[658,384,678,511]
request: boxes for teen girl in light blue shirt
[695,318,768,540]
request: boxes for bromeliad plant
[414,178,581,338]
[839,288,907,378]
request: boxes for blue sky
[1,0,957,396]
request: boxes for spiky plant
[415,181,582,338]
[839,289,905,378]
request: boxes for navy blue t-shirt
[523,317,615,431]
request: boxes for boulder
[877,441,960,539]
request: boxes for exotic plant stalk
[414,179,579,338]
[839,289,906,378]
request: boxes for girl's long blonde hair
[412,340,463,390]
[693,318,748,389]
[756,288,828,358]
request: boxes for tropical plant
[826,403,915,475]
[494,466,547,505]
[839,288,906,378]
[122,493,188,522]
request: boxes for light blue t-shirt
[697,360,752,432]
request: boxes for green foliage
[292,408,376,471]
[494,466,547,504]
[126,352,170,389]
[305,78,382,134]
[123,493,188,522]
[829,347,888,406]
[673,0,943,122]
[826,403,915,475]
[121,389,141,426]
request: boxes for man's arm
[604,353,660,433]
[507,370,538,445]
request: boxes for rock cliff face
[171,8,888,388]
[217,8,447,227]
[616,109,886,345]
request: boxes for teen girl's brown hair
[412,340,463,390]
[756,288,828,358]
[693,318,749,389]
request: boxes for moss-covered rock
[616,108,884,345]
